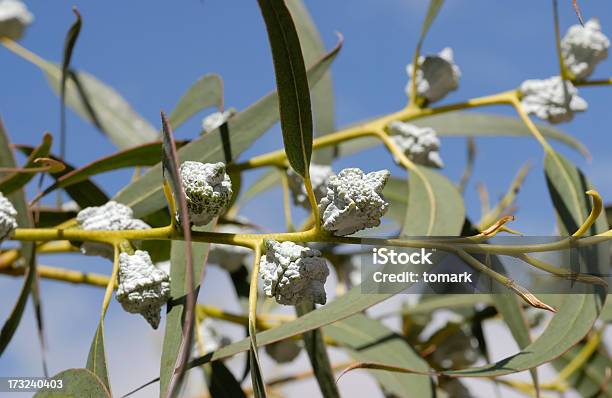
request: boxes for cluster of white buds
[76,201,151,258]
[388,121,443,168]
[406,47,460,103]
[318,168,390,236]
[259,240,329,306]
[561,18,609,81]
[116,250,171,329]
[193,318,231,356]
[179,161,232,226]
[207,223,253,273]
[265,339,302,364]
[202,109,236,134]
[287,164,334,209]
[0,0,33,40]
[519,76,588,124]
[0,191,17,242]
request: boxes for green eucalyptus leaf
[324,314,433,398]
[86,322,110,392]
[286,0,336,164]
[60,8,82,162]
[113,38,342,219]
[0,133,52,194]
[401,166,465,236]
[169,74,224,129]
[257,0,313,178]
[34,368,111,398]
[0,119,36,356]
[552,341,612,397]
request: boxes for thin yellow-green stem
[516,253,607,287]
[509,95,555,153]
[278,168,294,232]
[572,190,602,237]
[100,245,120,318]
[1,263,113,287]
[247,243,266,396]
[575,78,612,86]
[554,328,603,382]
[0,37,48,69]
[302,175,320,231]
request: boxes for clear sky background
[0,1,611,397]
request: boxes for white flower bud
[561,18,609,81]
[208,224,253,273]
[406,47,460,103]
[318,168,390,236]
[0,0,33,40]
[259,240,329,306]
[265,339,301,364]
[179,161,232,226]
[520,76,587,124]
[193,318,231,356]
[388,121,443,168]
[202,109,236,134]
[76,201,151,258]
[116,250,171,329]
[287,164,334,209]
[0,191,18,242]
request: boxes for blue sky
[1,1,611,397]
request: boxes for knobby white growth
[0,191,17,242]
[520,76,588,124]
[76,201,151,258]
[0,0,33,40]
[265,339,302,364]
[202,109,236,134]
[562,18,609,81]
[319,168,390,236]
[287,164,334,208]
[406,47,461,103]
[193,318,231,356]
[179,161,232,226]
[260,240,329,306]
[208,223,253,273]
[116,250,171,329]
[388,121,444,168]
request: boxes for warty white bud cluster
[561,18,609,81]
[202,109,236,134]
[318,168,390,236]
[259,240,329,306]
[388,121,443,168]
[116,250,171,329]
[287,164,334,208]
[207,223,253,273]
[179,161,232,226]
[519,76,588,124]
[76,201,151,258]
[0,0,33,40]
[406,47,460,103]
[265,339,302,364]
[0,191,18,242]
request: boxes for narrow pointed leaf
[34,368,110,398]
[169,74,224,129]
[60,8,82,162]
[256,0,313,177]
[0,133,53,194]
[86,322,110,392]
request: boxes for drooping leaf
[59,7,82,164]
[286,0,336,164]
[159,113,197,398]
[0,119,37,356]
[402,166,465,236]
[169,74,224,129]
[208,361,248,398]
[34,368,111,398]
[113,38,342,219]
[16,145,109,208]
[295,301,339,398]
[0,133,52,194]
[324,314,433,398]
[335,112,590,159]
[86,322,110,392]
[256,0,313,178]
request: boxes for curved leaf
[169,74,223,129]
[0,133,52,194]
[34,368,111,398]
[257,0,313,178]
[113,38,342,218]
[60,8,82,163]
[86,322,110,392]
[324,314,432,397]
[401,166,465,236]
